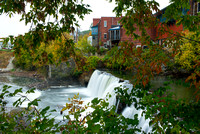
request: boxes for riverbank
[0,70,45,80]
[0,70,81,90]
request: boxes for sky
[0,0,170,38]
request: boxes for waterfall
[87,70,152,133]
[115,99,120,113]
[87,70,120,98]
[122,104,152,133]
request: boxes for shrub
[83,56,101,71]
[103,46,134,70]
[99,47,107,55]
[75,34,96,56]
[175,32,200,71]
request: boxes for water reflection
[151,76,196,101]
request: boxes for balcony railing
[110,30,120,41]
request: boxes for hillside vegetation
[0,50,13,68]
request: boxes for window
[104,33,107,39]
[193,2,200,15]
[117,21,120,25]
[104,21,107,27]
[93,36,95,40]
[104,42,107,48]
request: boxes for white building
[87,36,92,46]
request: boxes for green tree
[106,0,200,133]
[109,0,200,91]
[1,0,92,68]
[1,0,200,133]
[75,34,96,56]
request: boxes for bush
[0,85,142,133]
[83,56,101,71]
[75,34,96,56]
[103,46,134,70]
[1,83,200,133]
[99,47,107,55]
[175,32,200,71]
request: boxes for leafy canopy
[0,0,92,67]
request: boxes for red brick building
[91,1,199,48]
[91,17,134,48]
[154,0,199,45]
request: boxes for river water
[0,70,196,133]
[0,74,92,121]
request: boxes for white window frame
[117,21,120,25]
[104,33,107,39]
[197,2,200,13]
[194,2,200,15]
[104,21,107,27]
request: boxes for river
[0,74,92,121]
[0,70,196,133]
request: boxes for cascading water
[87,70,152,133]
[87,70,121,106]
[87,70,120,98]
[122,104,152,133]
[0,70,152,133]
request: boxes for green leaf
[91,124,100,133]
[28,99,40,108]
[40,106,50,116]
[26,88,36,94]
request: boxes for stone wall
[50,58,76,79]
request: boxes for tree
[175,31,200,71]
[109,0,200,94]
[1,0,92,67]
[1,0,200,133]
[106,0,200,133]
[75,34,96,56]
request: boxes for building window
[117,21,120,25]
[104,21,107,27]
[93,36,95,40]
[104,33,107,39]
[104,42,107,48]
[193,2,200,15]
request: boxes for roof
[109,26,120,31]
[91,25,98,28]
[154,6,168,17]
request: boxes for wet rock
[119,79,124,83]
[117,101,127,114]
[28,81,49,89]
[79,71,93,87]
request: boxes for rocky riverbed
[0,70,81,90]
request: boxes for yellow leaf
[61,107,67,112]
[66,103,68,107]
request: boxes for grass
[0,49,14,52]
[0,50,14,68]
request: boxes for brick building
[155,0,199,45]
[91,17,131,48]
[91,1,199,48]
